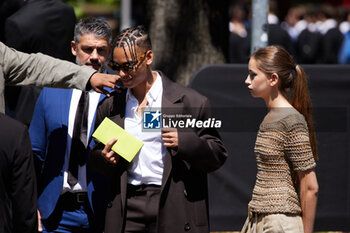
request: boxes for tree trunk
[145,0,229,85]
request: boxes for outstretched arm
[1,42,121,93]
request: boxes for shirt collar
[146,71,162,103]
[126,71,162,103]
[126,88,132,102]
[319,19,337,35]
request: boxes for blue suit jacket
[29,88,111,224]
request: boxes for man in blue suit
[29,17,113,233]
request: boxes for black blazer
[90,73,228,233]
[268,24,295,57]
[0,113,37,233]
[4,0,76,61]
[296,29,323,64]
[4,0,76,125]
[321,28,344,64]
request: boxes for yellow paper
[92,117,143,162]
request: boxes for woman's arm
[298,169,318,233]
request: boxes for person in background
[338,8,350,64]
[0,0,24,42]
[317,4,344,64]
[242,46,318,233]
[29,17,113,233]
[228,2,250,63]
[4,0,77,124]
[90,25,228,233]
[281,5,307,43]
[338,7,350,35]
[295,5,323,64]
[267,0,295,56]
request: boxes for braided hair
[113,25,152,62]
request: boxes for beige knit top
[248,113,316,214]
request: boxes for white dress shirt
[125,72,165,186]
[62,89,101,193]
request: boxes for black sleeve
[89,92,123,178]
[175,97,228,173]
[11,126,38,233]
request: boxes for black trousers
[125,184,161,233]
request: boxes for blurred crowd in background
[229,0,350,64]
[2,0,350,67]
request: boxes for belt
[127,184,161,196]
[60,192,88,205]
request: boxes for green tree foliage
[63,0,120,18]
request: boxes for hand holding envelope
[101,137,120,165]
[92,117,144,163]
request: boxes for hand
[161,127,178,148]
[89,73,123,96]
[101,138,120,165]
[37,209,43,232]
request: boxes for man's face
[71,34,111,72]
[110,46,151,89]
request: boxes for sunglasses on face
[108,51,147,72]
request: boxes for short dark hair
[74,17,112,45]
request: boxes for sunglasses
[108,51,147,72]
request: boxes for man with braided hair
[90,25,227,233]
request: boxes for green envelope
[92,117,143,162]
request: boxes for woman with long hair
[241,45,318,233]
